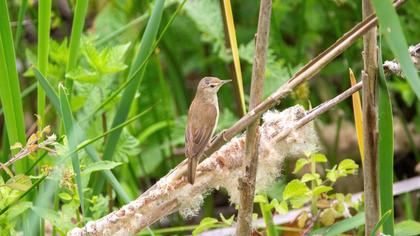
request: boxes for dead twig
[361,0,379,234]
[236,0,272,235]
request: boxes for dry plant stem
[362,0,379,234]
[69,82,363,236]
[236,0,272,235]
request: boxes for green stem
[260,201,278,236]
[311,159,318,216]
[37,0,52,127]
[65,0,89,95]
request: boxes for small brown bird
[185,77,231,184]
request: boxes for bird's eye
[210,85,216,88]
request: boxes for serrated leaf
[312,186,333,196]
[311,153,327,163]
[283,179,309,201]
[6,174,31,191]
[66,67,99,83]
[293,158,309,173]
[82,161,122,176]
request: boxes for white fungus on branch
[68,106,319,236]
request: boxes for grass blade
[102,0,165,165]
[370,210,392,236]
[309,212,365,236]
[58,85,85,217]
[371,0,420,100]
[0,0,27,171]
[378,37,395,235]
[37,0,52,127]
[221,0,246,116]
[33,68,131,203]
[65,0,89,94]
[14,0,28,48]
[349,68,364,166]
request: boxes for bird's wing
[185,102,218,159]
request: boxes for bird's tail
[188,157,197,185]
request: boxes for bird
[185,77,231,184]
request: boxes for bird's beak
[221,80,232,85]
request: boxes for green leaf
[66,67,99,83]
[370,210,392,236]
[309,212,365,236]
[312,186,333,196]
[0,0,27,172]
[254,194,268,204]
[338,159,358,174]
[290,195,310,209]
[273,200,288,215]
[5,174,31,192]
[395,220,420,236]
[59,84,85,216]
[283,179,309,201]
[301,173,320,183]
[378,36,395,235]
[371,0,420,100]
[326,166,339,183]
[58,192,73,202]
[311,153,328,163]
[82,161,122,175]
[192,217,219,235]
[219,213,234,225]
[293,158,309,173]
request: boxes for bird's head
[197,77,231,94]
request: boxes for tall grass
[37,0,52,127]
[65,0,89,94]
[94,0,166,194]
[378,38,395,235]
[0,0,27,172]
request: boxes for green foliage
[395,220,420,236]
[193,214,234,235]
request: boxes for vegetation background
[0,0,420,235]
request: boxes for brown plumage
[185,77,231,184]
